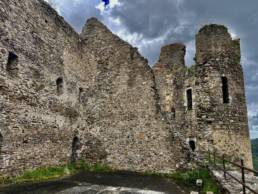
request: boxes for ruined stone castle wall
[0,0,185,176]
[0,0,87,175]
[76,18,186,172]
[195,25,252,167]
[154,25,253,168]
[0,0,252,176]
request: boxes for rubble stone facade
[0,0,253,176]
[153,25,253,168]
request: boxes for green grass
[0,162,220,194]
[0,161,112,185]
[142,168,220,194]
[167,169,221,194]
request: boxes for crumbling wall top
[37,0,79,38]
[195,24,239,65]
[198,24,230,36]
[81,17,111,39]
[156,43,186,70]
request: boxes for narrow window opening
[7,52,18,76]
[186,89,193,110]
[0,133,3,160]
[171,107,176,118]
[56,77,63,95]
[79,88,83,102]
[71,136,79,163]
[189,140,196,152]
[222,77,229,104]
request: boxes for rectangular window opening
[222,77,229,104]
[171,107,176,119]
[79,87,83,102]
[56,77,64,95]
[186,89,193,110]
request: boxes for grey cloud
[49,0,103,32]
[109,0,258,138]
[48,0,258,138]
[111,0,180,39]
[111,0,197,62]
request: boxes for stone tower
[154,24,253,168]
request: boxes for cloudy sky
[46,0,258,139]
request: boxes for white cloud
[110,0,120,8]
[228,28,238,39]
[185,40,195,66]
[250,130,258,139]
[96,2,105,12]
[42,0,258,139]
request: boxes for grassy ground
[144,168,221,193]
[0,161,112,185]
[167,169,221,194]
[0,163,220,193]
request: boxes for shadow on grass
[0,163,220,194]
[0,161,112,185]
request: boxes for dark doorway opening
[56,77,63,95]
[7,52,18,76]
[222,77,229,104]
[71,136,79,163]
[189,140,196,152]
[186,89,193,110]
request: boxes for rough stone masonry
[0,0,253,176]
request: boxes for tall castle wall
[154,25,253,168]
[0,0,87,175]
[0,0,186,176]
[0,0,253,176]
